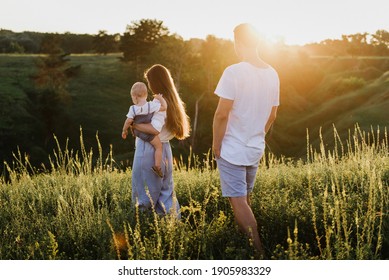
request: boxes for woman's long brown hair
[144,64,190,140]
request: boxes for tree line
[1,20,389,56]
[304,30,389,56]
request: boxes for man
[212,23,279,257]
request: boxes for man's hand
[213,145,221,159]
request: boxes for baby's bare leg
[150,136,162,168]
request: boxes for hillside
[0,53,388,169]
[297,70,389,147]
[270,56,389,157]
[0,54,136,167]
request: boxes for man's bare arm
[212,97,233,159]
[265,106,278,133]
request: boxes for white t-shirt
[152,111,173,142]
[215,62,280,166]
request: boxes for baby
[122,82,167,178]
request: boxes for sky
[1,0,388,45]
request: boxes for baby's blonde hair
[131,82,148,98]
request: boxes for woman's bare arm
[153,94,167,112]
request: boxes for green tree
[120,19,169,77]
[31,34,80,145]
[61,32,94,54]
[371,29,389,46]
[371,29,389,55]
[35,34,70,96]
[344,32,370,56]
[93,30,119,55]
[146,34,190,90]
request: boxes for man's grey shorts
[216,157,259,197]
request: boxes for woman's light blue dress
[131,137,180,217]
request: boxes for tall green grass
[0,125,388,259]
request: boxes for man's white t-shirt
[215,62,280,166]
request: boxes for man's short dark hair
[234,23,260,48]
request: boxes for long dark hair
[144,64,190,140]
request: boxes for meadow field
[1,45,388,260]
[0,126,388,260]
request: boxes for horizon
[1,0,388,46]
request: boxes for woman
[131,64,190,216]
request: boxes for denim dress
[131,136,180,217]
